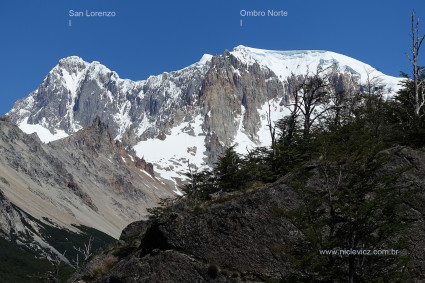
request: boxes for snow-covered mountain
[8,46,403,186]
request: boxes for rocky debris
[49,117,169,199]
[0,188,70,263]
[65,178,97,211]
[134,156,154,177]
[0,115,95,208]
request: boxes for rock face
[8,55,211,141]
[0,115,174,247]
[72,146,425,282]
[91,182,302,282]
[198,50,284,162]
[7,46,403,187]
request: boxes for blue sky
[1,0,424,115]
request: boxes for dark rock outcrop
[95,182,302,282]
[102,250,232,283]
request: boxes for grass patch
[81,254,118,282]
[111,245,137,259]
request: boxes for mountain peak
[229,45,401,90]
[57,56,89,75]
[91,116,111,136]
[233,45,326,54]
[59,55,86,63]
[57,56,112,76]
[73,116,114,147]
[198,54,213,65]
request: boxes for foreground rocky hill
[69,146,425,282]
[70,181,302,282]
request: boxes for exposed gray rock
[8,56,211,144]
[119,219,152,245]
[99,250,234,283]
[93,182,303,282]
[0,189,28,240]
[0,115,175,247]
[199,52,284,160]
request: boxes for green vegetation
[111,245,138,259]
[81,254,118,282]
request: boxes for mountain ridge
[7,45,404,187]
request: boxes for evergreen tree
[213,146,247,192]
[243,146,275,183]
[181,146,249,201]
[181,167,216,201]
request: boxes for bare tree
[324,68,361,127]
[186,159,195,191]
[406,9,425,116]
[284,67,333,138]
[266,100,276,152]
[73,236,94,267]
[362,69,384,98]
